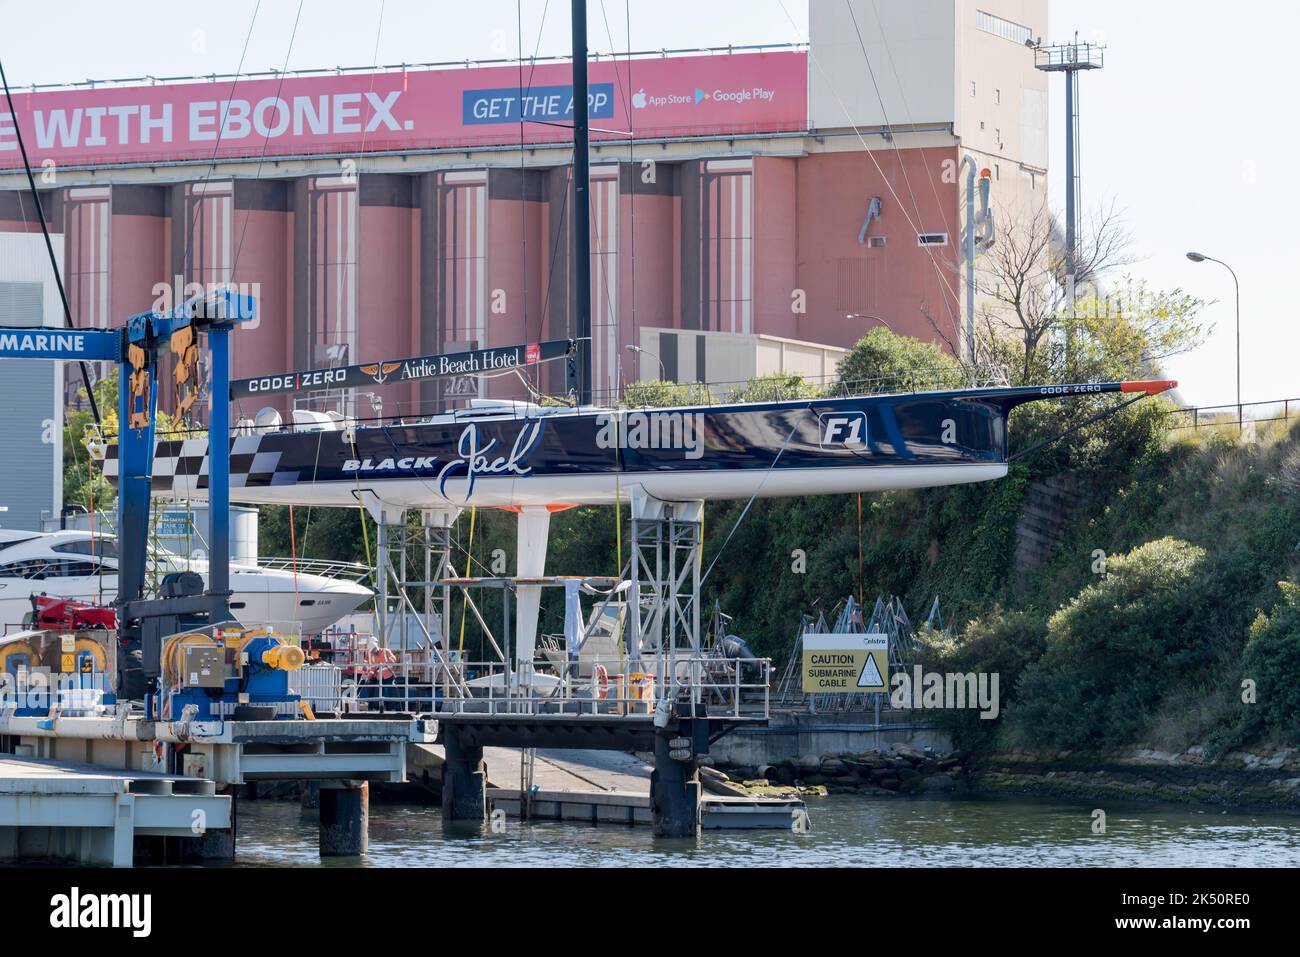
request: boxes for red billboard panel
[0,51,807,169]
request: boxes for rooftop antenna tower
[1033,33,1105,300]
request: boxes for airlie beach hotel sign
[229,340,569,399]
[0,51,807,169]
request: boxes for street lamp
[625,344,667,381]
[847,313,894,332]
[1186,252,1242,431]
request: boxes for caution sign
[802,633,889,693]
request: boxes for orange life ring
[593,663,609,700]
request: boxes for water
[232,795,1300,867]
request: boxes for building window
[970,81,977,98]
[918,233,949,247]
[867,236,887,249]
[976,10,1034,45]
[994,88,1001,105]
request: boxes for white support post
[514,506,552,680]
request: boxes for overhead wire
[229,0,308,276]
[774,1,966,332]
[182,0,264,283]
[0,58,102,425]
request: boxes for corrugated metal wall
[0,233,63,531]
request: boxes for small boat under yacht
[0,528,372,635]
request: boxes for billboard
[0,51,807,170]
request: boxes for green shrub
[1010,537,1215,751]
[1239,581,1300,740]
[619,379,711,408]
[920,607,1047,752]
[835,327,966,395]
[727,372,823,403]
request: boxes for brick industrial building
[0,0,1048,513]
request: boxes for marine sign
[0,327,120,361]
[802,633,889,694]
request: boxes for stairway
[1012,473,1086,585]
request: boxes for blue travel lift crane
[0,289,303,719]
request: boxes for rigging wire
[182,0,263,283]
[844,1,951,256]
[516,0,550,353]
[865,0,958,245]
[774,0,966,331]
[699,408,810,587]
[229,0,308,277]
[0,58,102,425]
[846,0,961,345]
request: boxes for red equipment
[31,595,117,631]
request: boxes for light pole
[1186,252,1241,431]
[625,344,667,381]
[846,313,894,332]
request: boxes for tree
[62,370,190,518]
[977,199,1137,382]
[1062,277,1208,383]
[835,326,967,395]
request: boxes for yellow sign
[802,633,889,693]
[60,653,76,673]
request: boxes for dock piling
[441,730,487,823]
[650,730,701,839]
[190,784,237,861]
[319,780,369,856]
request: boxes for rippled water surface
[231,795,1300,867]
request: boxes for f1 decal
[819,412,869,451]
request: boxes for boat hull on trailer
[104,382,1172,509]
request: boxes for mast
[571,0,593,404]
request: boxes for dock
[0,756,231,867]
[414,744,804,830]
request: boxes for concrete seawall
[707,709,950,767]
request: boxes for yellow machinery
[160,626,305,721]
[0,630,117,714]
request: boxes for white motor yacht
[0,528,372,635]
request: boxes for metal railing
[288,662,344,713]
[315,638,770,721]
[19,43,808,93]
[221,364,1015,439]
[257,557,373,584]
[1166,397,1300,432]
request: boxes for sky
[0,0,1291,409]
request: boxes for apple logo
[631,88,647,109]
